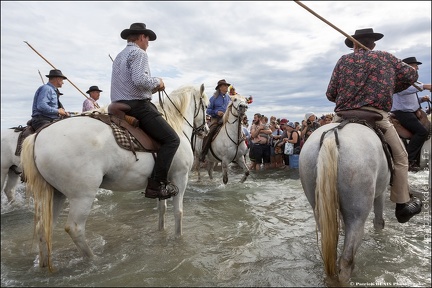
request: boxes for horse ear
[200,84,205,96]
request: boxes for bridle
[210,98,248,163]
[158,90,207,148]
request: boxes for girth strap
[320,119,394,185]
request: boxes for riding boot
[395,194,422,223]
[200,136,211,162]
[145,178,179,200]
[200,124,218,162]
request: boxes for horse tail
[21,134,55,271]
[315,136,339,278]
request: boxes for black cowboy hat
[215,79,231,90]
[403,56,422,65]
[45,69,67,79]
[86,85,103,94]
[345,28,384,48]
[120,23,156,41]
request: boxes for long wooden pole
[38,69,45,84]
[293,1,370,51]
[293,1,422,91]
[24,41,100,108]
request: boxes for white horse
[1,128,23,203]
[20,84,209,271]
[299,122,391,284]
[204,96,249,184]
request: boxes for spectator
[325,113,334,124]
[248,113,260,170]
[250,113,272,170]
[301,112,320,143]
[269,120,283,168]
[229,85,238,96]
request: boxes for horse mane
[156,85,208,134]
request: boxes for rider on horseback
[111,23,180,200]
[391,57,431,172]
[326,28,423,224]
[200,79,231,162]
[30,69,70,131]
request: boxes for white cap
[304,112,315,121]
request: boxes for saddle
[331,109,394,184]
[337,109,385,131]
[389,109,431,140]
[88,103,161,160]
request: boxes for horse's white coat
[20,84,208,270]
[299,122,391,284]
[204,96,249,184]
[1,129,22,202]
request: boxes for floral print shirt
[326,49,418,112]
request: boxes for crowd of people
[239,111,334,170]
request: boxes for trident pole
[293,1,422,91]
[24,41,100,108]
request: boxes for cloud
[1,1,431,129]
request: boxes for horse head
[193,84,210,138]
[229,95,248,118]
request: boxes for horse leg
[236,156,250,183]
[3,169,20,203]
[207,161,216,180]
[222,161,229,184]
[373,193,385,230]
[194,154,201,181]
[338,218,367,284]
[64,195,97,259]
[158,199,167,231]
[171,175,187,236]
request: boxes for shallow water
[1,165,430,287]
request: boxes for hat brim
[345,33,384,48]
[406,61,422,65]
[120,29,157,41]
[46,75,67,79]
[215,83,231,90]
[86,89,103,94]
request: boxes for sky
[1,1,431,130]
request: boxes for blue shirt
[31,82,60,119]
[111,42,161,102]
[206,93,231,118]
